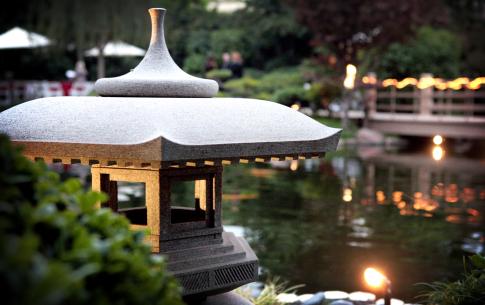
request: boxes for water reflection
[220,146,485,300]
[432,146,444,161]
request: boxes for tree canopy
[0,0,483,80]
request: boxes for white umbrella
[84,41,146,57]
[0,27,50,49]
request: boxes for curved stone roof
[0,96,340,166]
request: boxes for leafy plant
[272,86,307,105]
[0,135,183,305]
[223,67,305,101]
[224,76,261,97]
[236,277,303,305]
[183,53,206,75]
[206,69,232,81]
[376,26,462,78]
[417,254,485,305]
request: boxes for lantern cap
[94,8,218,98]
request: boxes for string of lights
[361,75,485,90]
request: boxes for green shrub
[206,69,232,81]
[418,254,485,305]
[183,53,206,75]
[306,80,342,107]
[223,66,305,101]
[257,68,304,93]
[0,135,183,305]
[272,87,307,105]
[377,26,462,78]
[236,278,303,305]
[210,29,246,58]
[224,76,261,97]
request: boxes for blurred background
[1,0,484,302]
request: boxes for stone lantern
[0,8,340,303]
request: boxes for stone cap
[94,8,218,98]
[0,96,341,167]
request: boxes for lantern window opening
[97,173,149,227]
[169,175,216,226]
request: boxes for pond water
[57,139,485,301]
[219,142,485,301]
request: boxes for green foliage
[237,278,303,305]
[377,26,462,78]
[306,81,341,105]
[0,135,183,305]
[206,69,232,81]
[418,254,485,305]
[257,68,304,92]
[210,29,246,57]
[183,53,206,75]
[224,76,261,98]
[223,67,305,100]
[222,66,341,108]
[272,87,307,105]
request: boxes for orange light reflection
[375,76,485,90]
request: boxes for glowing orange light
[392,191,403,203]
[397,77,418,89]
[445,214,462,224]
[291,103,301,111]
[376,76,485,90]
[413,194,439,212]
[344,64,357,89]
[433,135,443,145]
[290,160,298,171]
[400,209,416,216]
[417,76,433,89]
[432,146,444,161]
[364,268,387,288]
[461,187,475,203]
[382,79,398,87]
[376,190,386,204]
[467,208,480,217]
[362,75,377,85]
[467,77,485,90]
[434,78,448,91]
[445,184,459,203]
[343,187,353,202]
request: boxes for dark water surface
[220,144,485,300]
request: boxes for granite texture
[168,232,258,297]
[0,96,341,163]
[95,8,218,97]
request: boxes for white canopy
[85,41,146,57]
[0,27,50,49]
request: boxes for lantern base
[163,231,258,297]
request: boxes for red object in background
[61,81,73,96]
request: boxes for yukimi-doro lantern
[0,8,340,300]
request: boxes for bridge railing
[363,73,485,118]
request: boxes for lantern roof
[0,96,340,168]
